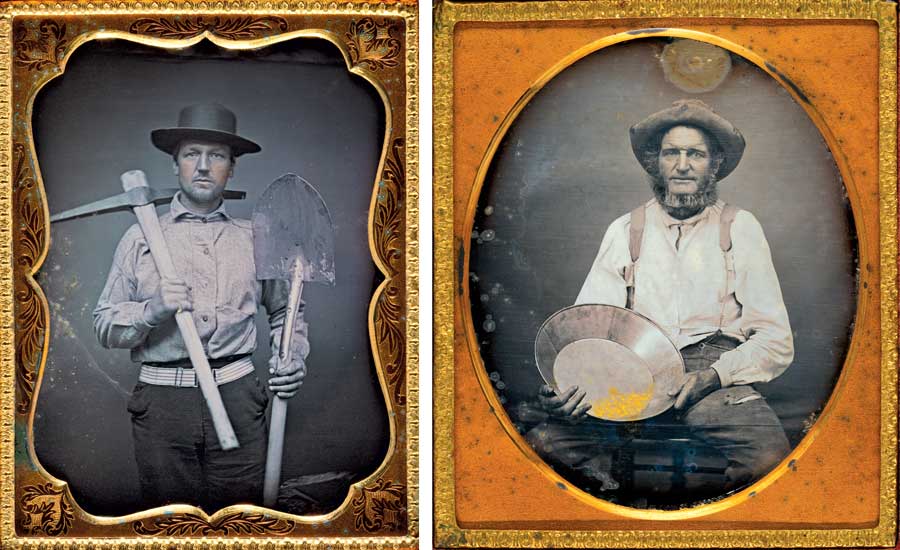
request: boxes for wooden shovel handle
[263,257,305,507]
[121,170,239,451]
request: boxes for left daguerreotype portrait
[435,1,896,547]
[2,2,418,547]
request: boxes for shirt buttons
[202,315,209,322]
[203,247,210,255]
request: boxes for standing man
[93,103,307,511]
[527,99,794,494]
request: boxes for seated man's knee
[752,431,790,476]
[736,426,791,482]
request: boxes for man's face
[657,126,714,196]
[173,140,234,212]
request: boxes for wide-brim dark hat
[151,103,261,157]
[629,99,745,180]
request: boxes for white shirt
[575,199,793,387]
[93,193,309,364]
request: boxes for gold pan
[534,304,685,421]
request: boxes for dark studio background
[470,39,857,453]
[32,38,388,515]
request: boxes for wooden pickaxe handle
[121,170,239,451]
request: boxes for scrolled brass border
[433,0,896,547]
[1,2,418,547]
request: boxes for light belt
[139,356,254,387]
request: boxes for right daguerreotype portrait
[434,2,897,547]
[472,37,854,510]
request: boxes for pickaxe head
[49,186,246,223]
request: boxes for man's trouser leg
[680,338,790,490]
[525,420,622,491]
[202,374,268,511]
[129,383,205,509]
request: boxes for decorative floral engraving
[129,16,288,40]
[13,20,68,71]
[133,512,295,536]
[345,18,401,71]
[14,142,45,415]
[375,278,404,405]
[351,478,405,532]
[373,139,405,405]
[19,483,74,535]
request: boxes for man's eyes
[661,149,707,158]
[182,151,227,160]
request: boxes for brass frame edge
[0,3,419,548]
[432,0,898,548]
[0,12,14,548]
[404,4,420,539]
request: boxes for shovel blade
[252,174,335,285]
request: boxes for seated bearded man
[525,99,794,498]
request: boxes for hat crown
[176,103,238,135]
[151,102,261,156]
[670,98,714,114]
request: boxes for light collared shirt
[575,199,793,387]
[93,192,309,364]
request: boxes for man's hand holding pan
[668,367,722,411]
[537,384,592,422]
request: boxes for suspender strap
[719,204,739,252]
[625,205,646,309]
[718,203,739,329]
[628,204,646,262]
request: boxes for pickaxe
[50,170,246,451]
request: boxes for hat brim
[629,104,745,180]
[151,128,261,157]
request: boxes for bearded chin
[650,174,719,219]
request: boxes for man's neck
[662,204,707,220]
[180,197,223,216]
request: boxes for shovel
[253,173,335,508]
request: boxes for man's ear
[228,160,235,179]
[172,161,179,176]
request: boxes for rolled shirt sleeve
[93,224,157,349]
[263,278,310,363]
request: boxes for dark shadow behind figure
[469,39,857,509]
[32,38,388,516]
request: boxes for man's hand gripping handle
[121,170,240,451]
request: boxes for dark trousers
[127,373,269,511]
[526,336,790,493]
